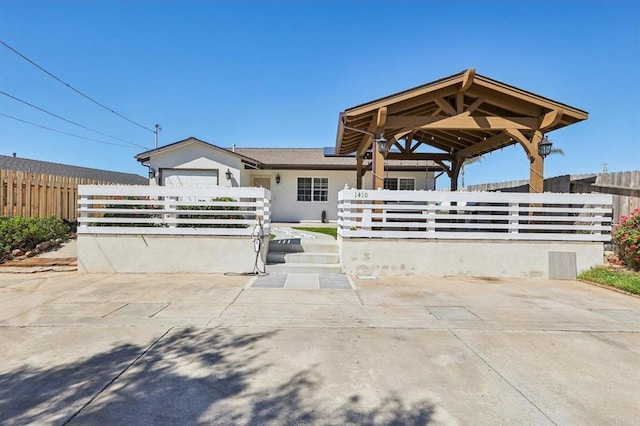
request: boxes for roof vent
[232,144,236,152]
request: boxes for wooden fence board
[0,169,113,221]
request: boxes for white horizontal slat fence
[338,189,612,242]
[78,185,270,236]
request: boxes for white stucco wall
[264,170,356,223]
[146,143,243,187]
[339,238,604,279]
[78,235,268,273]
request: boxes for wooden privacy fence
[77,185,271,236]
[338,189,613,242]
[0,169,111,221]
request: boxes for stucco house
[135,137,438,222]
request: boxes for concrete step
[267,252,340,265]
[269,238,338,254]
[265,263,343,274]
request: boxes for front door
[252,176,271,190]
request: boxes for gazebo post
[372,144,384,190]
[528,131,545,193]
[450,158,462,191]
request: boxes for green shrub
[613,209,640,271]
[0,216,70,261]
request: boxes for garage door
[162,169,219,187]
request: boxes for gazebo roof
[335,69,588,160]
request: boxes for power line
[0,39,155,133]
[0,112,143,149]
[0,90,149,149]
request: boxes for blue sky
[1,0,638,186]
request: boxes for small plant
[612,209,640,271]
[0,216,70,261]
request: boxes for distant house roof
[136,137,437,171]
[0,155,147,185]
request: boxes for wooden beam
[355,107,389,157]
[356,134,372,158]
[419,115,539,130]
[434,97,457,116]
[434,160,452,177]
[376,107,388,128]
[460,68,475,92]
[386,152,454,161]
[356,156,363,189]
[456,92,465,114]
[505,128,536,160]
[455,132,512,159]
[466,97,485,114]
[456,69,475,113]
[539,109,563,129]
[409,140,422,153]
[385,113,539,130]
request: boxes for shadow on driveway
[0,327,434,425]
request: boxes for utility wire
[0,112,142,149]
[0,39,155,133]
[0,90,149,149]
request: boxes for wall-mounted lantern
[275,174,281,184]
[537,136,553,158]
[376,135,388,154]
[148,168,156,179]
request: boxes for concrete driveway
[0,272,639,425]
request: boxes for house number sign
[354,191,369,199]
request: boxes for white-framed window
[297,177,328,202]
[384,177,415,190]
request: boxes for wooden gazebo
[335,69,588,193]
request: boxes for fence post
[509,202,519,234]
[78,187,89,232]
[426,201,436,234]
[165,194,177,228]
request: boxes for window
[384,177,415,190]
[297,177,328,202]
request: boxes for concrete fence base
[78,234,267,274]
[339,238,604,279]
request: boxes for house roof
[335,68,588,159]
[136,137,437,171]
[0,154,147,184]
[135,137,261,167]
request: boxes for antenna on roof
[154,123,161,149]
